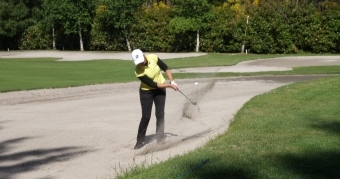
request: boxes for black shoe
[134,141,145,150]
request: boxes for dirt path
[0,52,339,179]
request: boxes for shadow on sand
[0,137,93,179]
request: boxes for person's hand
[170,84,178,91]
[170,81,177,87]
[170,81,178,91]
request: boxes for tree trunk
[79,29,84,51]
[123,25,131,51]
[196,29,199,52]
[52,27,56,50]
[126,36,131,51]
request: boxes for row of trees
[1,0,339,54]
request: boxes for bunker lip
[0,52,340,179]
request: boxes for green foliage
[2,0,340,53]
[247,0,340,54]
[42,0,94,34]
[169,17,198,33]
[0,0,40,50]
[0,0,30,37]
[63,0,94,35]
[98,0,142,31]
[311,4,340,53]
[130,2,174,52]
[172,0,211,19]
[289,3,324,53]
[90,4,126,51]
[41,0,95,51]
[90,18,111,50]
[201,3,243,52]
[325,5,340,53]
[247,1,295,54]
[41,0,66,32]
[94,0,143,51]
[19,24,50,50]
[169,0,211,51]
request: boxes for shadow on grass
[183,151,340,179]
[179,120,340,179]
[276,120,340,179]
[174,158,257,179]
[0,137,93,179]
[278,151,340,179]
[312,121,340,135]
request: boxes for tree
[64,0,94,51]
[130,2,174,52]
[169,0,211,52]
[97,0,143,51]
[42,0,94,51]
[42,0,70,50]
[201,2,241,52]
[144,0,173,7]
[0,0,40,50]
[19,23,49,50]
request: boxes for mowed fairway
[0,52,340,179]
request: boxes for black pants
[137,88,166,143]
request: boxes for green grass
[0,58,136,92]
[1,53,340,92]
[116,76,340,179]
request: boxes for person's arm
[157,58,177,87]
[138,76,157,88]
[157,83,177,90]
[138,75,177,91]
[157,58,168,71]
[165,69,174,82]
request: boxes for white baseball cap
[132,49,144,65]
